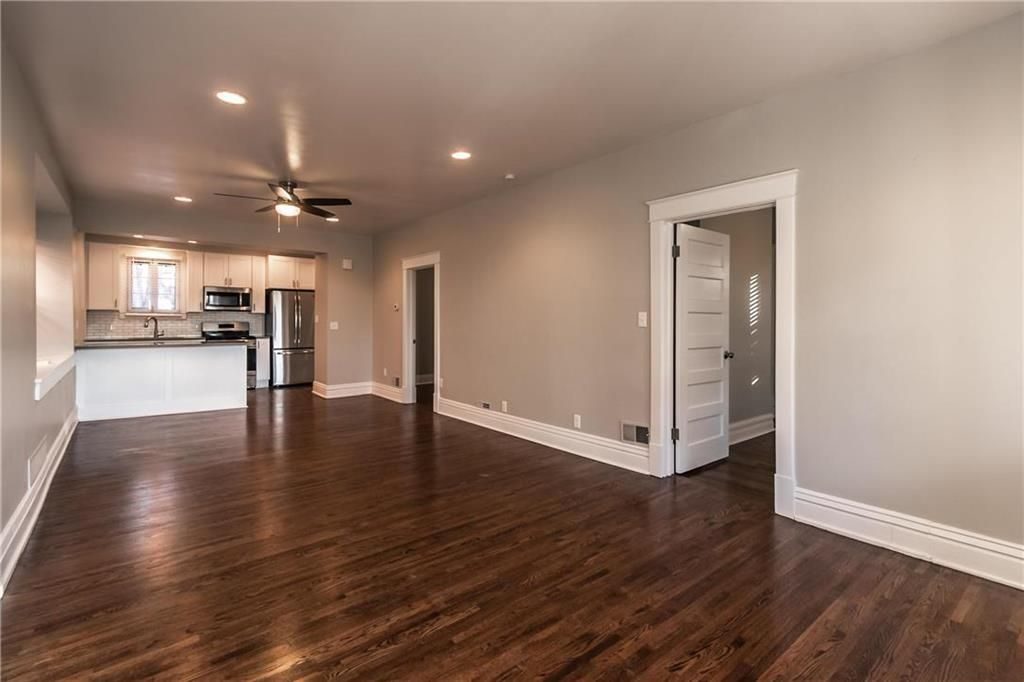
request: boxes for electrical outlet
[573,414,582,429]
[501,400,508,413]
[638,311,648,328]
[329,321,339,330]
[481,401,491,410]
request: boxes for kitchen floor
[2,388,1021,679]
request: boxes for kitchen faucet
[143,316,165,339]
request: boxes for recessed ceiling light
[274,203,301,217]
[187,240,198,244]
[133,234,145,239]
[174,196,193,203]
[215,90,247,105]
[504,173,516,180]
[450,150,472,160]
[325,217,339,223]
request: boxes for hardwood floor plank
[1,391,1021,679]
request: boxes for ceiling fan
[214,181,352,220]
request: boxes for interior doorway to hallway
[675,207,777,474]
[414,266,436,404]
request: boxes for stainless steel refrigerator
[267,289,315,386]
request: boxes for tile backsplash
[86,310,265,339]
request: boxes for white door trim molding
[1,408,78,598]
[401,251,441,409]
[437,397,650,475]
[648,169,797,519]
[795,487,1024,590]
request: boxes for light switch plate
[342,258,353,270]
[384,368,388,377]
[501,400,508,413]
[638,312,648,328]
[329,321,339,330]
[573,414,582,429]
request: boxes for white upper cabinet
[296,258,316,290]
[204,252,253,288]
[268,255,316,290]
[203,252,229,287]
[186,251,204,312]
[228,254,253,288]
[86,242,119,310]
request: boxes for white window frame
[126,256,183,315]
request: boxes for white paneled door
[675,223,731,473]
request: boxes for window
[128,257,181,313]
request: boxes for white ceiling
[4,2,1017,233]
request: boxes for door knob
[724,350,735,359]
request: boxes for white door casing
[675,224,731,472]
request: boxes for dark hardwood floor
[2,388,1021,679]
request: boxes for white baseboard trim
[436,397,649,475]
[794,487,1024,590]
[774,474,795,519]
[312,381,373,399]
[0,408,78,598]
[729,413,775,445]
[416,373,434,386]
[372,382,406,403]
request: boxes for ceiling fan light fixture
[216,90,247,105]
[325,217,339,223]
[173,195,193,203]
[450,150,472,160]
[275,202,301,217]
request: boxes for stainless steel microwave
[203,286,253,311]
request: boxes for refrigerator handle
[297,298,302,343]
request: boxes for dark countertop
[76,337,248,349]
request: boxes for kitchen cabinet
[267,255,316,290]
[204,252,253,288]
[251,255,267,313]
[186,251,204,313]
[87,242,119,310]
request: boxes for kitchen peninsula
[75,338,247,421]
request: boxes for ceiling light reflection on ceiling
[275,203,301,217]
[187,240,198,244]
[133,234,145,239]
[450,150,472,160]
[325,217,339,223]
[215,91,247,105]
[173,196,193,203]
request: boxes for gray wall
[73,202,374,387]
[374,16,1023,544]
[1,47,79,527]
[702,209,775,424]
[415,267,435,378]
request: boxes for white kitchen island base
[76,344,247,421]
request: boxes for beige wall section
[374,16,1023,544]
[1,47,79,527]
[702,209,775,424]
[73,202,374,387]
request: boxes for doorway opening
[401,251,440,410]
[675,208,776,482]
[648,169,796,517]
[413,267,436,404]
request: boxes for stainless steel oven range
[201,321,257,389]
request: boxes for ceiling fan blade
[214,192,270,201]
[255,204,276,213]
[298,203,333,218]
[269,182,298,202]
[303,197,352,206]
